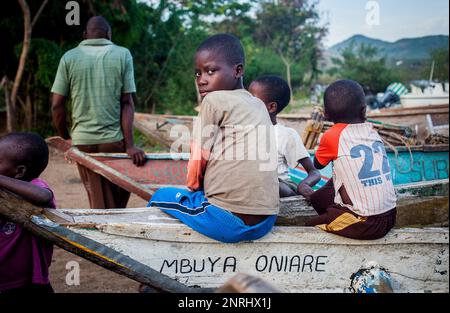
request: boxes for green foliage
[0,0,329,138]
[252,0,327,92]
[329,43,397,94]
[428,48,449,82]
[15,39,63,88]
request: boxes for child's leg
[279,181,297,198]
[279,177,299,198]
[148,187,277,243]
[309,179,335,215]
[306,206,397,240]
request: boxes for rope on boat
[381,134,414,174]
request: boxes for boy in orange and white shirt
[306,80,397,240]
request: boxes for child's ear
[14,165,27,180]
[323,110,331,122]
[235,63,244,79]
[361,105,367,121]
[267,102,278,114]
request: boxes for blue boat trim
[289,149,449,186]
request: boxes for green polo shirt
[51,39,136,145]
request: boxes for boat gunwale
[75,222,449,245]
[86,144,449,160]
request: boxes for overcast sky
[317,0,449,47]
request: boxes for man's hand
[297,183,314,201]
[126,146,146,167]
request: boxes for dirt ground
[41,148,147,293]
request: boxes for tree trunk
[280,55,294,101]
[25,94,32,130]
[6,0,48,132]
[9,0,32,132]
[2,76,14,132]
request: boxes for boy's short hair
[324,80,366,121]
[252,75,291,114]
[196,33,245,66]
[0,132,49,179]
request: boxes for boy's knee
[148,187,181,205]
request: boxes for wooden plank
[278,105,448,120]
[133,118,174,149]
[66,148,154,200]
[0,188,210,293]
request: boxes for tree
[1,0,152,132]
[253,0,327,99]
[329,42,396,94]
[428,48,449,82]
[1,0,48,132]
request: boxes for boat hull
[133,107,449,152]
[401,95,449,108]
[86,147,449,190]
[66,214,448,293]
[290,146,449,187]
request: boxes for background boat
[134,105,449,153]
[46,137,449,228]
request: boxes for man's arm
[51,93,71,140]
[0,175,53,207]
[297,157,321,199]
[120,93,145,167]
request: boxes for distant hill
[328,34,449,61]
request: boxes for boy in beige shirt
[148,34,279,243]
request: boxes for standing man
[51,16,145,209]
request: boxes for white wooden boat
[401,83,449,108]
[2,179,445,293]
[1,148,448,293]
[62,206,448,293]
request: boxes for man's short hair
[252,75,291,113]
[86,16,111,37]
[196,33,245,66]
[0,132,49,179]
[324,79,366,121]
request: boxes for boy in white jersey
[249,76,321,198]
[306,80,397,240]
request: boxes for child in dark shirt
[0,132,56,293]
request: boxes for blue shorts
[147,187,277,243]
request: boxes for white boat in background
[401,82,449,108]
